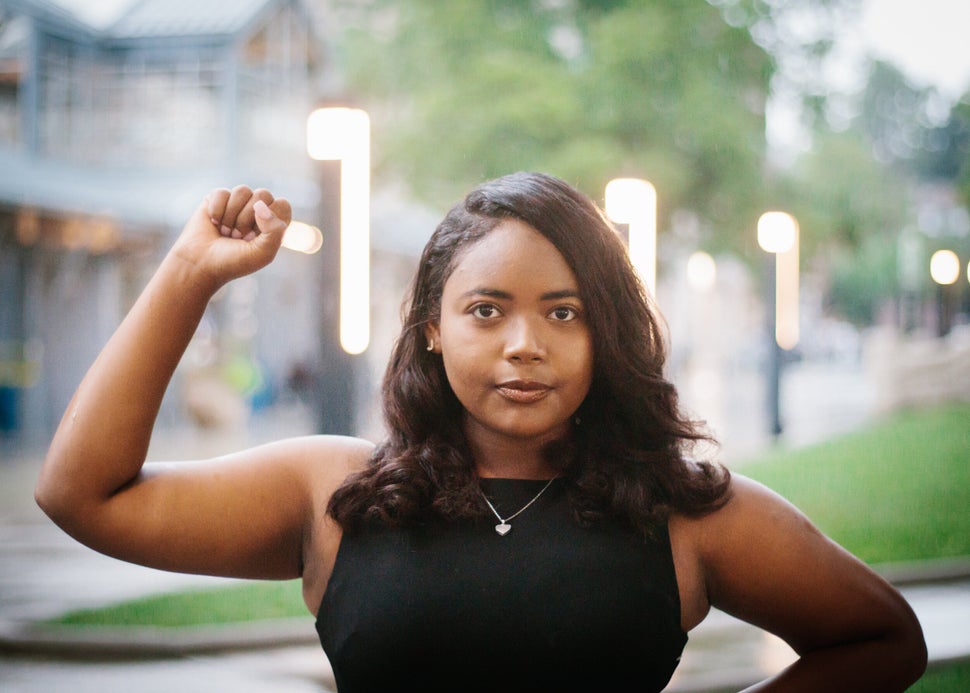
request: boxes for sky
[858,0,970,100]
[763,0,970,161]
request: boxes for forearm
[743,629,927,692]
[37,250,221,517]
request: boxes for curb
[0,617,317,659]
[874,556,970,586]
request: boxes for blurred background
[0,0,968,464]
[1,2,969,691]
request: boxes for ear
[424,322,441,353]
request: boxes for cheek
[575,360,595,399]
[563,335,595,394]
[440,350,486,396]
[574,332,595,373]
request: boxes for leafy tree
[857,61,944,168]
[334,0,773,253]
[799,60,970,326]
[915,94,970,209]
[329,0,934,327]
[952,98,970,210]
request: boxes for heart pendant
[495,523,512,536]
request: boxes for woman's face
[428,218,594,457]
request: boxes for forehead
[444,218,578,294]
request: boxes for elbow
[34,469,67,525]
[34,457,82,530]
[889,602,928,688]
[894,636,928,690]
[904,624,929,686]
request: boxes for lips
[496,379,552,403]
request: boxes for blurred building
[0,0,347,445]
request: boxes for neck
[466,428,562,480]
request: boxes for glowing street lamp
[930,249,960,337]
[758,212,800,351]
[757,211,799,439]
[605,178,657,297]
[930,249,960,285]
[307,107,371,355]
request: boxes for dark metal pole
[765,253,783,439]
[314,159,357,435]
[936,283,953,338]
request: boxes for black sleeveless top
[316,479,687,692]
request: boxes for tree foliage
[334,0,772,253]
[791,59,970,326]
[327,0,966,327]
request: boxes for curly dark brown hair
[327,171,730,535]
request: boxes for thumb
[252,198,290,252]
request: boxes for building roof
[1,0,98,37]
[7,0,291,40]
[109,0,278,40]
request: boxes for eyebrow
[461,288,582,301]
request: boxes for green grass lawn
[739,401,970,565]
[52,579,309,627]
[48,401,970,631]
[908,658,970,693]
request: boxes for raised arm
[676,475,927,692]
[35,186,366,583]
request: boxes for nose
[503,316,545,363]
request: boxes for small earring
[426,339,435,352]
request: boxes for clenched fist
[172,185,293,289]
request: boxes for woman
[37,172,926,691]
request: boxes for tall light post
[307,106,371,355]
[757,211,799,439]
[304,106,370,436]
[930,249,960,337]
[605,178,657,297]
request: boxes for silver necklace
[480,477,557,536]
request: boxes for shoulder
[673,473,916,646]
[698,473,808,534]
[672,473,821,575]
[669,473,823,629]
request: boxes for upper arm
[49,435,373,580]
[693,475,921,655]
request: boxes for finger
[268,197,293,227]
[252,198,291,253]
[221,185,254,237]
[205,189,232,233]
[234,188,275,238]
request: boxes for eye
[550,306,579,322]
[471,303,500,319]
